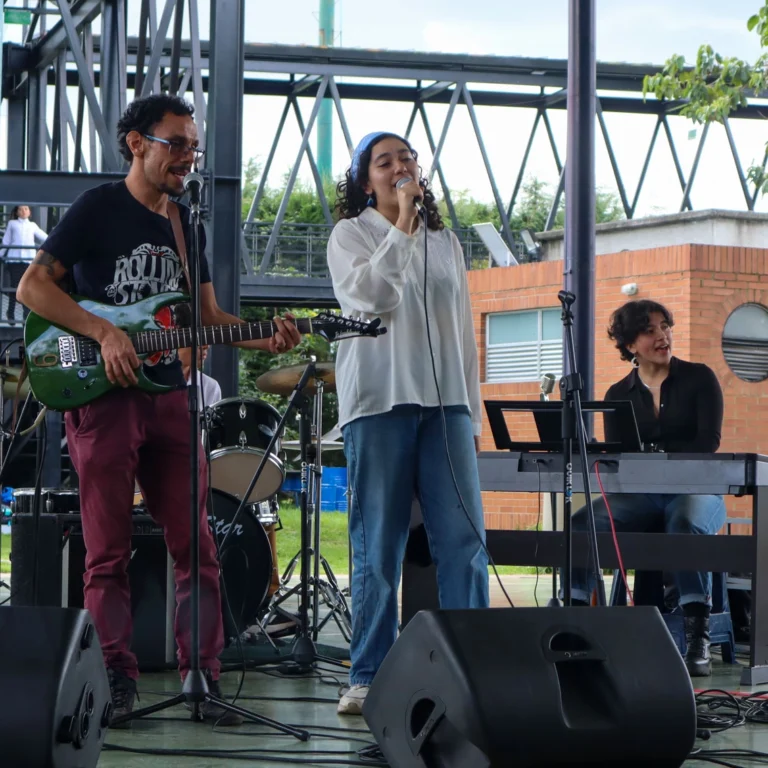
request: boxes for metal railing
[242,221,529,278]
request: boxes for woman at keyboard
[567,299,725,677]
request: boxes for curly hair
[608,300,674,362]
[334,135,444,231]
[116,94,195,164]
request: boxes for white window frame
[485,308,563,383]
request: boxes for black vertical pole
[564,0,596,418]
[208,0,245,398]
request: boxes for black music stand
[484,398,642,606]
[484,400,643,454]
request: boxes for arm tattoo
[33,251,61,278]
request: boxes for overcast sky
[2,0,767,217]
[237,0,768,217]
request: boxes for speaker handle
[541,626,608,663]
[405,690,447,757]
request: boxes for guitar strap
[167,201,193,295]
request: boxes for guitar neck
[132,317,314,354]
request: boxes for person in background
[567,299,726,677]
[1,205,47,322]
[178,344,221,408]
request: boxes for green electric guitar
[23,291,384,411]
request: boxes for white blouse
[1,218,47,261]
[327,207,482,436]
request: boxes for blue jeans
[342,405,490,686]
[567,493,726,606]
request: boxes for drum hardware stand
[258,373,352,668]
[342,480,352,597]
[112,176,308,741]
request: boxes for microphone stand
[539,384,562,608]
[113,174,308,740]
[558,290,606,607]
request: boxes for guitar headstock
[313,312,387,341]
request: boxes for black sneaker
[108,668,137,729]
[185,670,244,726]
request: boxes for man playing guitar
[16,94,301,726]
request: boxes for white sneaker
[337,684,370,715]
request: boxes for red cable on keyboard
[594,462,634,606]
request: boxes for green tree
[643,1,768,191]
[241,158,337,223]
[238,305,344,467]
[438,176,624,234]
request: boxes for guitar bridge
[58,336,78,369]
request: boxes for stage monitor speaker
[363,607,696,768]
[0,607,110,768]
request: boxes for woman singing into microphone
[568,299,726,677]
[327,132,489,714]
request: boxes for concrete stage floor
[3,575,767,766]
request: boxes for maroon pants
[65,388,223,680]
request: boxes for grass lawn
[1,533,9,574]
[271,505,539,576]
[0,510,541,578]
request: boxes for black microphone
[395,176,424,212]
[183,171,204,206]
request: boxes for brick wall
[469,244,768,531]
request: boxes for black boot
[684,615,711,677]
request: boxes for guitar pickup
[77,339,98,366]
[58,336,78,369]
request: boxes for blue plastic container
[322,467,347,488]
[335,486,349,513]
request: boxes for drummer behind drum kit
[202,359,352,650]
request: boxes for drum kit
[201,358,352,651]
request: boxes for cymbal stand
[343,477,352,597]
[309,378,352,644]
[258,375,351,667]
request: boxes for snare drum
[206,397,285,504]
[12,488,80,516]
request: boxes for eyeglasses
[143,134,205,159]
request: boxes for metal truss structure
[1,1,767,386]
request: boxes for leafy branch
[642,0,768,193]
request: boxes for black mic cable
[418,200,515,609]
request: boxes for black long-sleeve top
[604,357,723,453]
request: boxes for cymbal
[0,366,31,399]
[282,439,345,452]
[256,362,336,396]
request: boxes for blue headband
[350,131,409,183]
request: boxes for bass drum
[207,489,273,639]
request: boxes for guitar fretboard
[130,318,315,354]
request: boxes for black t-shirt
[604,356,724,453]
[41,181,211,387]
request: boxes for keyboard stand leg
[741,484,768,686]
